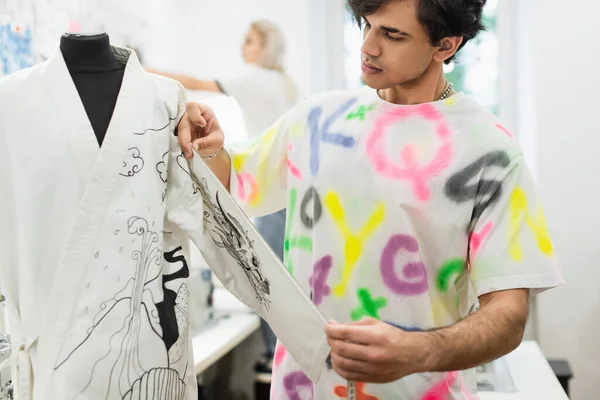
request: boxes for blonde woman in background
[149,19,296,382]
[148,19,298,138]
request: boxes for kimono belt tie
[10,335,38,400]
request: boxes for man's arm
[418,288,529,372]
[202,150,232,192]
[325,288,529,383]
[178,102,292,217]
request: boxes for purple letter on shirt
[380,234,429,296]
[284,371,314,400]
[309,255,333,306]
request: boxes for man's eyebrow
[364,17,412,37]
[381,25,412,37]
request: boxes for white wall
[527,1,600,398]
[307,0,347,92]
[9,0,347,96]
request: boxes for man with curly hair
[177,0,564,398]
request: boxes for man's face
[360,0,437,90]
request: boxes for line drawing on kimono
[156,245,191,366]
[121,367,187,400]
[156,151,169,202]
[54,217,189,400]
[194,175,272,311]
[120,147,145,177]
[134,117,178,136]
[176,153,200,194]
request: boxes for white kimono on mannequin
[0,46,328,400]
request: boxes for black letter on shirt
[300,187,323,229]
[445,150,511,230]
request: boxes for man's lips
[361,61,382,74]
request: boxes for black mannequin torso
[60,33,125,146]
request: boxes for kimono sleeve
[226,109,294,218]
[164,140,330,383]
[468,155,565,297]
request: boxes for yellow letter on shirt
[325,192,385,297]
[509,187,553,261]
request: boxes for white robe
[0,46,329,400]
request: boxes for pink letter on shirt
[367,104,453,201]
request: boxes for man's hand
[325,318,426,383]
[325,289,529,383]
[177,102,225,159]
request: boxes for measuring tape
[347,381,356,400]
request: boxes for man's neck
[378,64,452,105]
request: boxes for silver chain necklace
[438,81,453,101]
[377,81,453,103]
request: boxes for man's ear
[433,36,464,63]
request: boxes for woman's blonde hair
[250,20,298,104]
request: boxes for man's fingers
[192,136,219,152]
[349,318,378,326]
[328,338,371,362]
[186,102,207,128]
[177,114,193,159]
[330,356,369,382]
[325,324,374,345]
[192,138,204,152]
[180,102,222,158]
[197,102,216,120]
[189,102,219,131]
[330,353,371,375]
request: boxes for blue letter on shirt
[309,98,358,176]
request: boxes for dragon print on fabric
[196,176,272,311]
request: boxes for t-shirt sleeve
[226,109,293,217]
[468,154,565,297]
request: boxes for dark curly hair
[347,0,487,64]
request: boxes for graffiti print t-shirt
[227,87,564,400]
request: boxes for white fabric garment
[171,153,330,382]
[0,45,328,399]
[0,46,197,400]
[218,65,295,138]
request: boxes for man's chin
[361,73,388,90]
